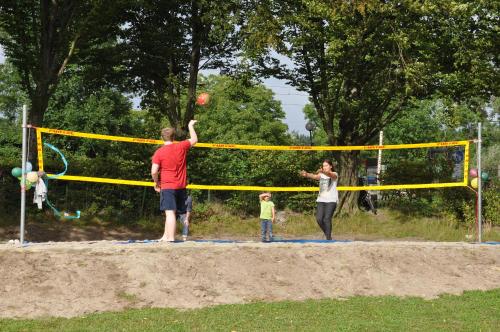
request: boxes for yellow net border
[35,127,470,191]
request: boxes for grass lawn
[186,205,500,242]
[1,289,499,332]
[2,203,499,243]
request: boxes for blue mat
[191,239,244,243]
[115,239,245,244]
[191,239,352,244]
[114,239,158,244]
[18,239,497,246]
[114,239,352,244]
[271,239,352,243]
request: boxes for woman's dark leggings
[316,202,337,240]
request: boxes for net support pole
[477,122,482,243]
[377,131,383,185]
[20,104,28,244]
[376,131,383,201]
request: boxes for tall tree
[0,62,29,164]
[0,62,28,123]
[121,0,242,133]
[243,0,498,212]
[0,0,126,162]
[187,75,319,212]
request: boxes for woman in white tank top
[300,159,338,240]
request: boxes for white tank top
[316,173,338,203]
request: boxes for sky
[260,77,309,135]
[0,45,309,134]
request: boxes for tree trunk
[183,0,203,130]
[336,150,360,215]
[27,92,50,168]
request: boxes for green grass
[186,204,500,242]
[3,202,499,243]
[1,290,498,331]
[333,209,498,242]
[116,291,140,304]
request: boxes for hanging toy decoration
[37,142,81,220]
[469,168,478,178]
[470,177,478,189]
[480,171,489,182]
[20,178,33,190]
[11,167,23,178]
[12,165,37,190]
[26,171,39,183]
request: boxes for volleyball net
[34,126,470,192]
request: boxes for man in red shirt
[151,120,198,242]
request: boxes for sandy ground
[0,240,499,319]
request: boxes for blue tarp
[18,239,499,247]
[114,238,352,244]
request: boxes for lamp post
[305,121,316,146]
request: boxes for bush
[285,192,317,213]
[483,181,499,226]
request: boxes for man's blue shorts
[160,189,187,213]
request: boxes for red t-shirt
[152,140,191,189]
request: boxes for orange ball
[196,92,210,106]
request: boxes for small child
[177,195,192,241]
[259,192,275,242]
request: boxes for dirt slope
[0,240,499,318]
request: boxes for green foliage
[301,104,328,146]
[187,75,321,212]
[0,71,322,224]
[0,0,497,226]
[284,193,317,213]
[0,62,27,165]
[483,181,500,226]
[245,0,497,146]
[0,67,160,225]
[0,62,28,122]
[380,97,499,227]
[481,107,500,178]
[1,290,499,331]
[178,201,500,242]
[384,98,477,144]
[188,202,259,237]
[119,0,242,129]
[0,0,127,127]
[383,183,499,230]
[244,0,498,213]
[0,121,21,165]
[193,75,289,145]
